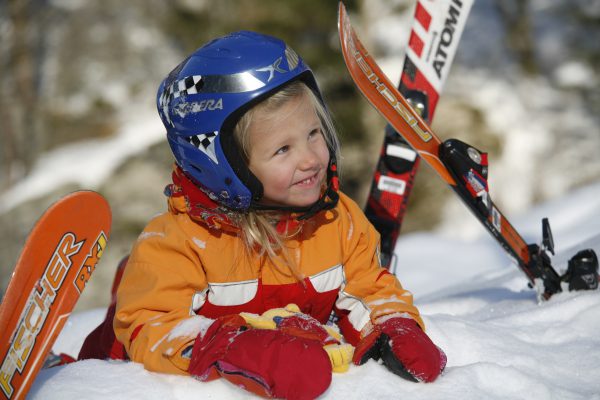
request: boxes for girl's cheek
[278,167,295,187]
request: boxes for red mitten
[276,314,336,345]
[189,315,332,400]
[353,317,447,383]
[188,314,249,381]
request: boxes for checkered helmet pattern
[159,75,203,127]
[185,131,218,164]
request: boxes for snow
[166,316,215,343]
[28,181,600,399]
[554,61,597,89]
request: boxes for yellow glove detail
[239,312,277,329]
[324,343,354,373]
[240,304,301,329]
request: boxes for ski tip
[337,2,346,43]
[63,190,112,221]
[63,189,110,204]
[338,2,346,22]
[337,2,352,46]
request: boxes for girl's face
[247,92,330,208]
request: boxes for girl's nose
[298,147,319,170]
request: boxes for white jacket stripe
[207,279,259,306]
[191,265,346,310]
[308,264,345,293]
[336,291,371,332]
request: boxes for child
[79,31,446,399]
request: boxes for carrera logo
[173,99,224,118]
[432,0,464,79]
[0,231,107,398]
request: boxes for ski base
[0,191,111,400]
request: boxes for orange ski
[0,191,111,399]
[337,2,566,299]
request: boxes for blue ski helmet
[157,31,332,212]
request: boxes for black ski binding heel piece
[562,249,599,291]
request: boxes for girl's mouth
[294,172,320,187]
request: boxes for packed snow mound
[29,182,600,399]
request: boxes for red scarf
[165,165,303,235]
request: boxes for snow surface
[29,181,600,400]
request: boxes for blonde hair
[233,80,340,280]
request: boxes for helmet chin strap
[250,180,339,220]
[250,158,340,220]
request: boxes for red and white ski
[338,2,588,300]
[0,191,111,400]
[364,0,473,271]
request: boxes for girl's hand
[188,314,332,399]
[353,317,447,383]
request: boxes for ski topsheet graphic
[337,2,598,300]
[364,0,474,271]
[404,0,471,97]
[0,191,111,400]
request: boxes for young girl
[79,31,446,399]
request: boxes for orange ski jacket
[113,191,423,375]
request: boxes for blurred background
[1,0,599,311]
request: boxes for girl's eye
[308,128,321,139]
[275,145,289,155]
